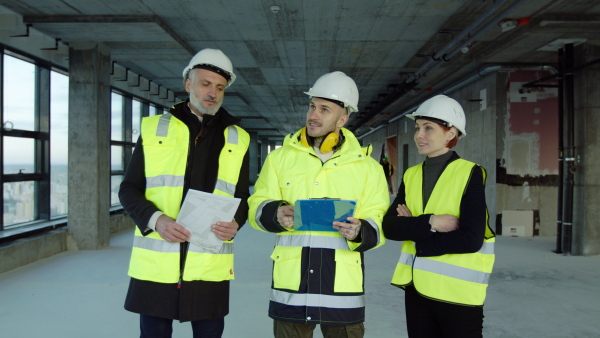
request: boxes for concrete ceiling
[1,0,599,139]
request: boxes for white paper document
[176,189,241,253]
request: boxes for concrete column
[248,131,259,185]
[67,42,111,250]
[260,137,269,171]
[573,44,600,255]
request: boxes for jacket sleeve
[383,166,488,256]
[414,165,487,256]
[248,152,288,233]
[347,159,389,252]
[233,148,251,228]
[118,136,160,235]
[382,178,433,242]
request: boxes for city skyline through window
[2,51,166,229]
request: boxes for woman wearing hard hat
[382,95,495,337]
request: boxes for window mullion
[36,65,51,220]
[0,50,4,231]
[123,96,133,171]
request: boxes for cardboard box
[502,225,530,237]
[502,210,534,237]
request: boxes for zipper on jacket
[194,130,203,145]
[179,241,189,289]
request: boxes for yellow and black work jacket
[384,154,495,306]
[128,113,249,283]
[248,127,389,325]
[120,100,250,321]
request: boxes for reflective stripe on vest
[156,113,171,137]
[134,235,234,255]
[391,159,495,306]
[213,125,247,197]
[271,289,365,309]
[275,233,349,250]
[396,242,494,268]
[414,257,491,285]
[146,175,184,189]
[215,179,236,196]
[128,113,249,283]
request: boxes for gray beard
[190,100,221,116]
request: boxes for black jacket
[119,100,250,321]
[382,152,488,257]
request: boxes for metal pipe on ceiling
[442,0,528,63]
[522,57,600,89]
[404,0,509,84]
[351,0,528,133]
[356,63,558,140]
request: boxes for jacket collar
[286,127,369,164]
[170,99,241,128]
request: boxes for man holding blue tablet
[248,71,389,338]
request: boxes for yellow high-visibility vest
[391,158,495,306]
[128,113,249,283]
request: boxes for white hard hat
[406,95,467,137]
[304,71,359,114]
[182,48,236,87]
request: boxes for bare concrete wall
[0,215,134,274]
[0,229,68,274]
[109,214,136,236]
[573,44,600,255]
[496,184,558,236]
[496,70,560,238]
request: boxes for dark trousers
[273,319,365,338]
[404,285,483,338]
[140,314,225,338]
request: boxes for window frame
[1,45,170,235]
[1,49,53,230]
[109,90,152,206]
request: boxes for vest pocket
[271,246,302,291]
[184,252,234,282]
[334,250,363,293]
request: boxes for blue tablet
[293,199,356,232]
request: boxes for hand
[396,204,413,217]
[333,217,362,241]
[277,205,295,228]
[155,215,191,243]
[430,214,459,232]
[212,220,240,241]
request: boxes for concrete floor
[1,224,599,337]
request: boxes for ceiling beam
[23,15,195,55]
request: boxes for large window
[110,93,125,206]
[1,48,167,232]
[50,71,69,218]
[1,54,70,228]
[110,93,149,206]
[2,54,43,228]
[3,55,35,131]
